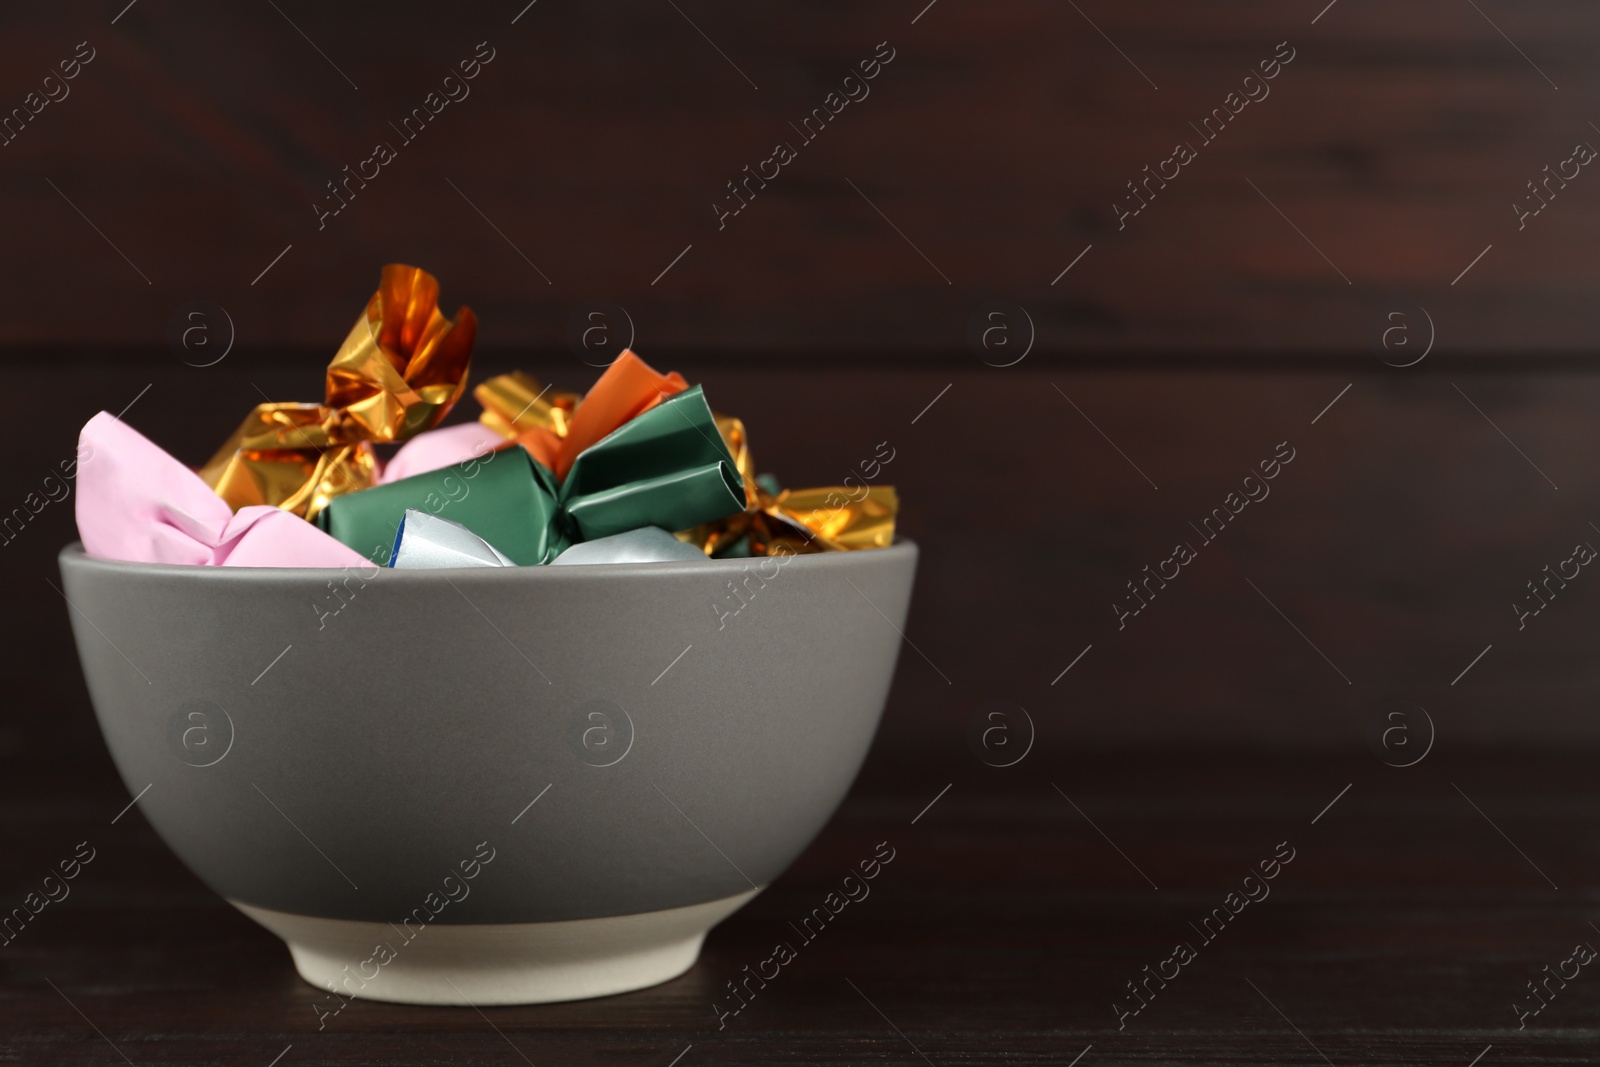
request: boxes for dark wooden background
[1,0,1597,354]
[6,2,1600,1063]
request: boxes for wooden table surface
[5,746,1596,1066]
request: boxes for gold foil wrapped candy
[200,264,476,520]
[678,414,898,556]
[473,370,580,467]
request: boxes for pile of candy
[75,264,898,569]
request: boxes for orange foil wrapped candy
[680,415,898,556]
[200,265,476,520]
[474,350,687,479]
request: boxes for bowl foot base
[231,889,762,1005]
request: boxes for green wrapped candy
[317,385,744,566]
[317,445,560,565]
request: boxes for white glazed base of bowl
[232,888,762,1005]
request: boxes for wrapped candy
[677,414,898,556]
[71,264,901,571]
[319,443,552,564]
[381,422,504,484]
[75,412,368,568]
[316,386,744,564]
[474,350,687,479]
[475,354,899,557]
[373,350,685,488]
[389,512,706,570]
[550,527,708,566]
[199,264,476,520]
[389,510,514,569]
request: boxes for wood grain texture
[0,2,1597,353]
[2,752,1596,1064]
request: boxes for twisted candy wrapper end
[550,527,709,566]
[389,509,516,569]
[474,349,687,477]
[75,412,369,568]
[761,484,899,552]
[199,264,475,520]
[677,413,899,556]
[388,513,707,570]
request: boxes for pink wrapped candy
[75,411,369,568]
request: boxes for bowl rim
[57,538,917,582]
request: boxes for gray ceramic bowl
[59,539,916,1004]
